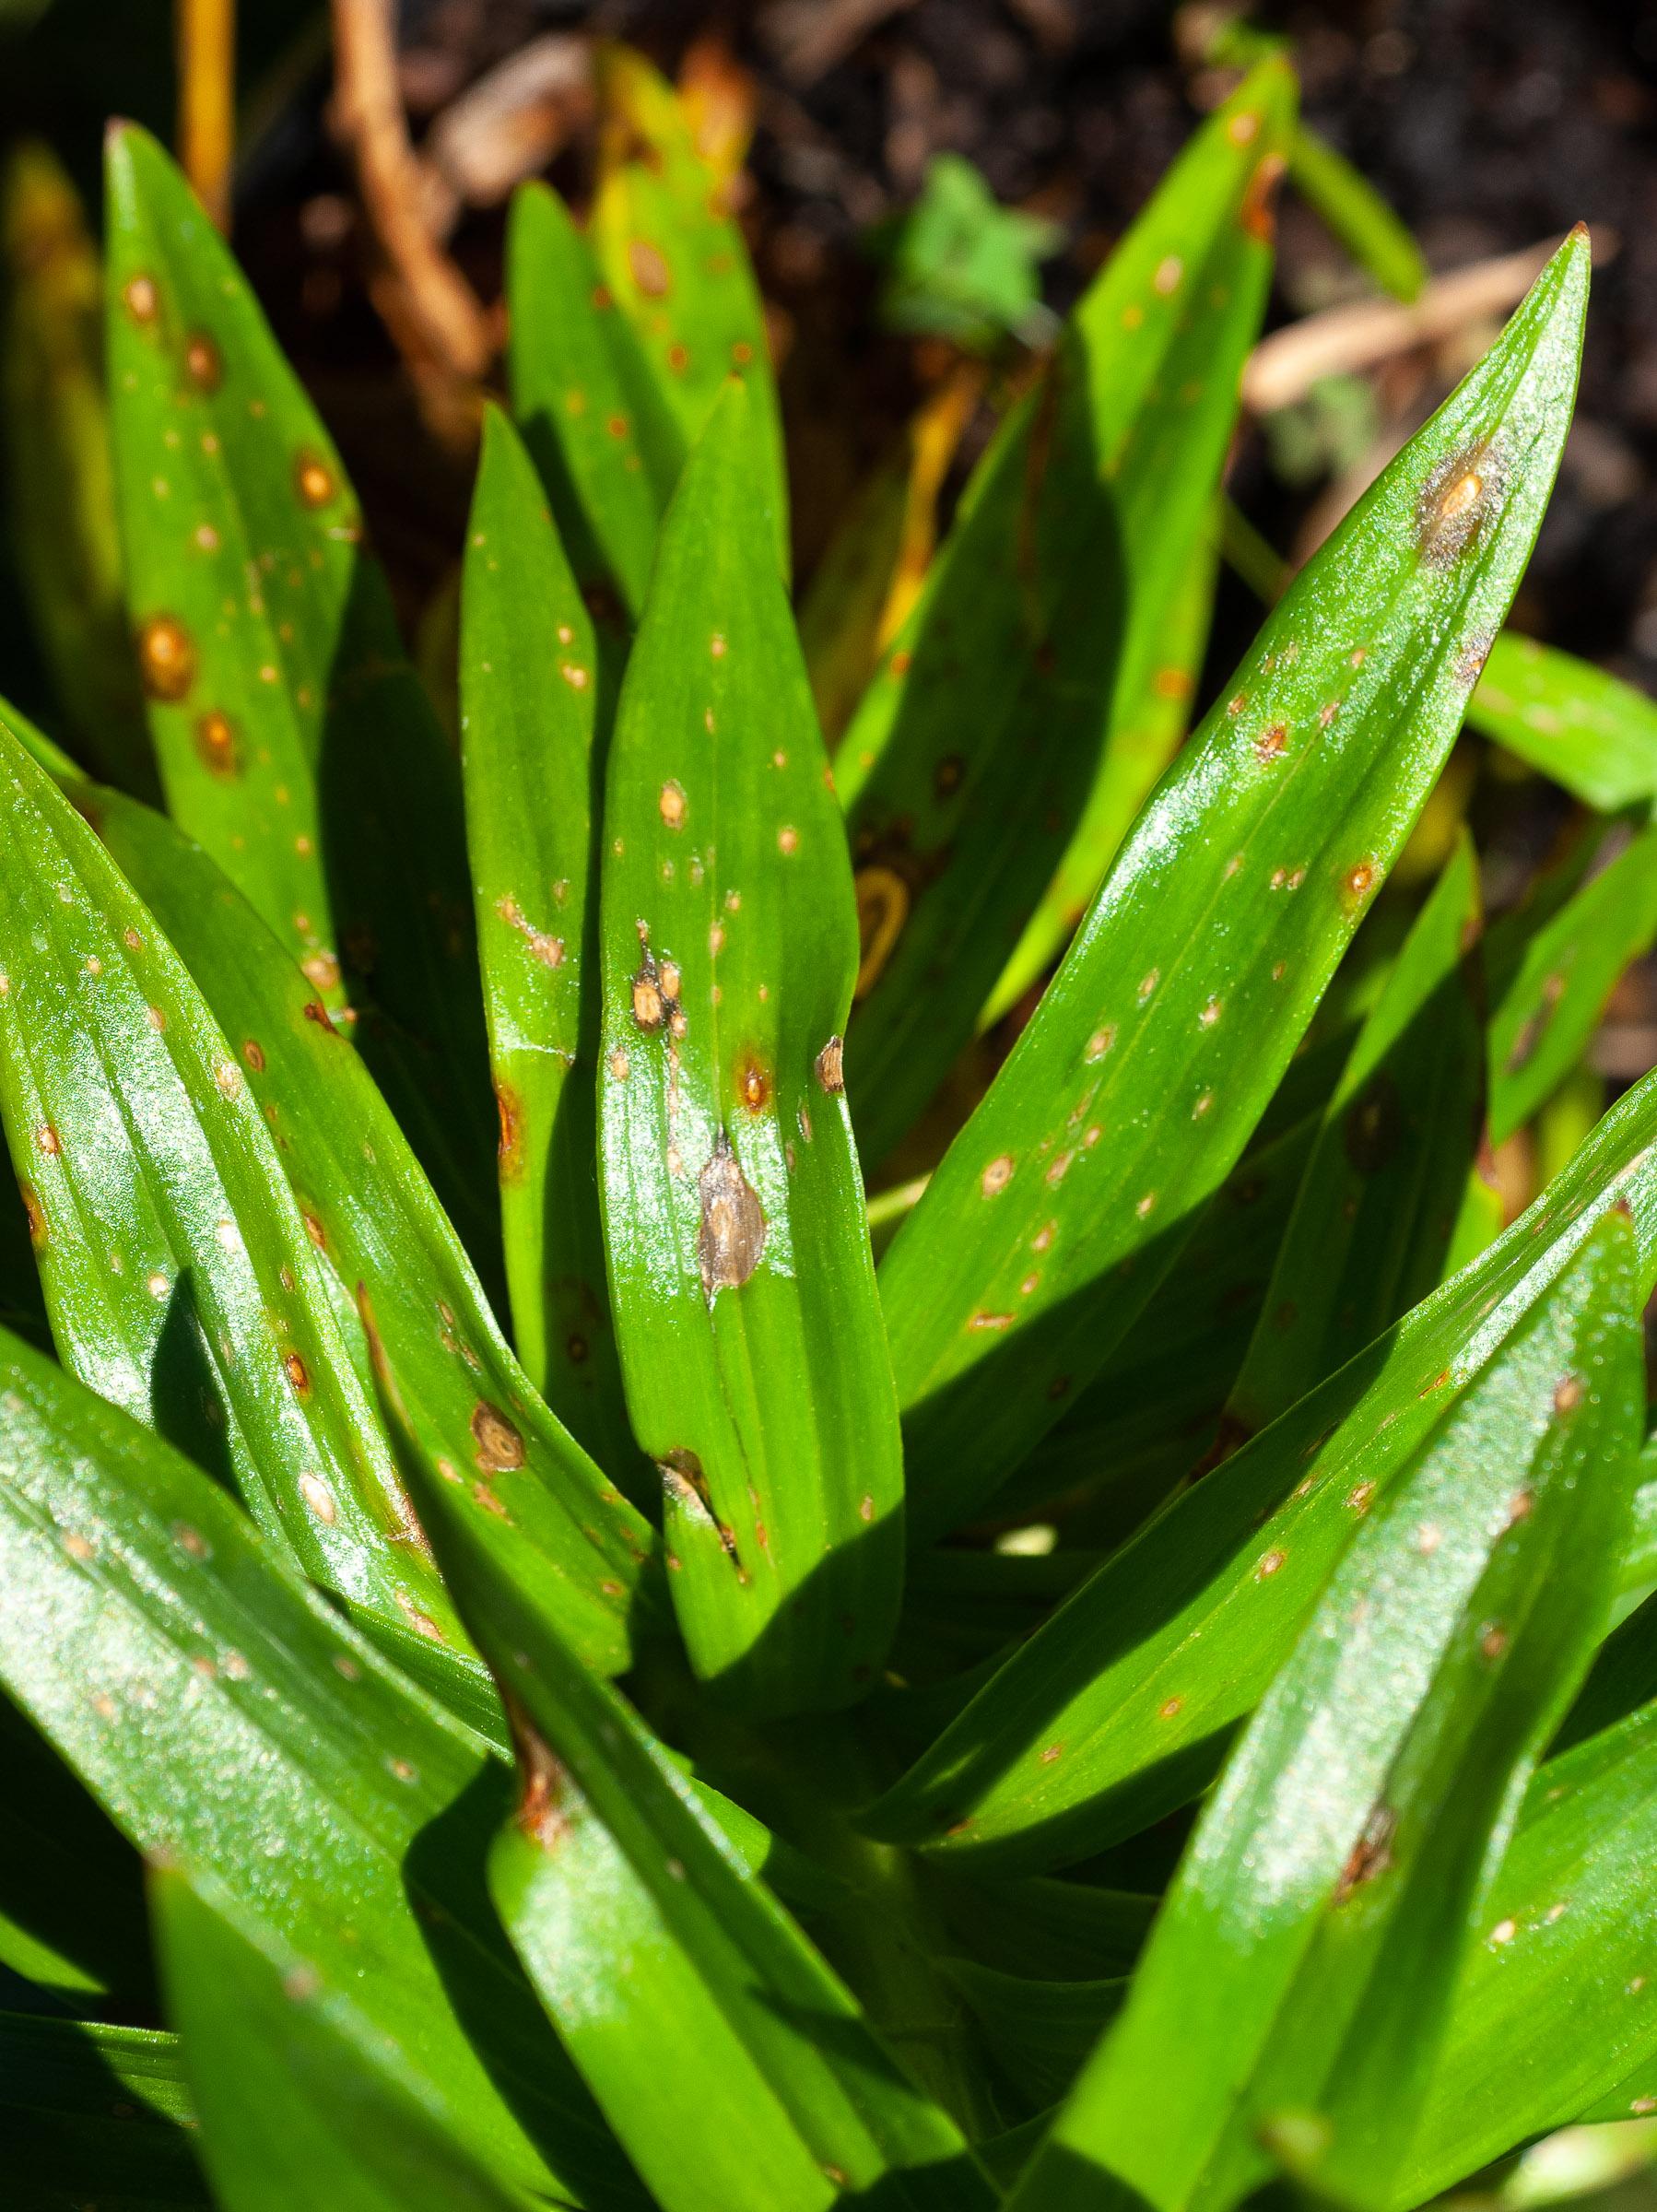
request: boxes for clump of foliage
[5,37,1657,2212]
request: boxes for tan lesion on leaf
[471,1400,526,1471]
[506,1693,574,1851]
[697,1131,766,1299]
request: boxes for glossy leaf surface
[0,1329,638,2207]
[398,1438,997,2212]
[1225,832,1485,1437]
[1487,821,1657,1145]
[1470,629,1657,810]
[0,711,463,1645]
[461,406,637,1474]
[840,65,1295,1167]
[105,124,497,1258]
[598,384,901,1712]
[878,225,1590,1541]
[155,1872,544,2212]
[589,45,785,559]
[866,1053,1657,1874]
[65,753,655,1678]
[1011,1212,1638,2212]
[506,181,683,621]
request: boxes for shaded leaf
[506,181,682,622]
[597,382,901,1712]
[395,1428,999,2212]
[1470,630,1657,811]
[1225,831,1485,1436]
[2,2008,209,2209]
[589,44,785,561]
[0,710,464,1646]
[2,142,153,791]
[105,124,497,1265]
[878,224,1589,1543]
[1005,1212,1639,2212]
[1487,822,1657,1145]
[0,1328,642,2206]
[940,1959,1123,2114]
[864,1053,1657,1875]
[154,1872,544,2212]
[841,64,1295,1168]
[461,405,639,1477]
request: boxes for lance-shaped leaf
[985,516,1219,1026]
[924,1871,1155,1985]
[104,124,498,1266]
[0,712,464,1647]
[597,382,902,1713]
[878,224,1590,1540]
[1470,629,1657,810]
[1286,127,1428,303]
[154,1872,545,2212]
[0,1686,152,2009]
[840,65,1295,1167]
[991,1110,1316,1541]
[1224,831,1485,1439]
[864,1054,1657,1876]
[1399,1701,1657,2198]
[49,748,657,1679]
[1487,821,1657,1145]
[589,44,785,560]
[940,1960,1124,2116]
[0,1330,642,2207]
[4,2010,209,2210]
[1005,1212,1639,2212]
[461,406,639,1477]
[506,181,683,622]
[2,143,154,794]
[400,1441,998,2212]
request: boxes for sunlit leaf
[840,63,1296,1167]
[105,124,497,1263]
[1006,1211,1639,2211]
[460,406,640,1477]
[0,1328,640,2206]
[597,382,901,1712]
[878,224,1589,1543]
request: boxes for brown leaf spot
[471,1401,526,1471]
[1240,149,1287,241]
[293,449,337,509]
[659,779,687,829]
[511,1701,573,1851]
[1334,1805,1396,1903]
[698,1132,766,1299]
[814,1036,845,1093]
[734,1049,772,1114]
[123,273,159,324]
[1554,1374,1582,1414]
[183,331,222,392]
[35,1124,60,1158]
[1255,721,1288,763]
[136,615,196,701]
[981,1153,1015,1197]
[300,951,341,994]
[243,1039,265,1073]
[1342,859,1377,911]
[1416,442,1500,568]
[18,1181,44,1248]
[496,1081,524,1182]
[628,238,671,296]
[194,709,237,775]
[301,1000,336,1034]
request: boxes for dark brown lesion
[1334,1804,1397,1904]
[657,1446,744,1569]
[470,1400,526,1471]
[505,1692,574,1852]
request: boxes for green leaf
[1,142,155,793]
[1399,1701,1657,2197]
[397,1441,998,2212]
[1470,630,1657,811]
[506,181,683,622]
[985,511,1219,1025]
[0,710,465,1647]
[940,1959,1124,2114]
[589,44,785,565]
[1224,831,1485,1437]
[1487,823,1657,1145]
[52,747,656,1679]
[1,2008,209,2209]
[1005,1210,1639,2212]
[460,405,640,1477]
[1287,126,1428,303]
[923,1870,1154,1984]
[0,1329,641,2206]
[0,1686,151,2009]
[153,1872,544,2212]
[104,124,498,1266]
[864,1055,1657,1875]
[840,63,1295,1168]
[875,153,1064,352]
[878,222,1590,1542]
[597,382,901,1712]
